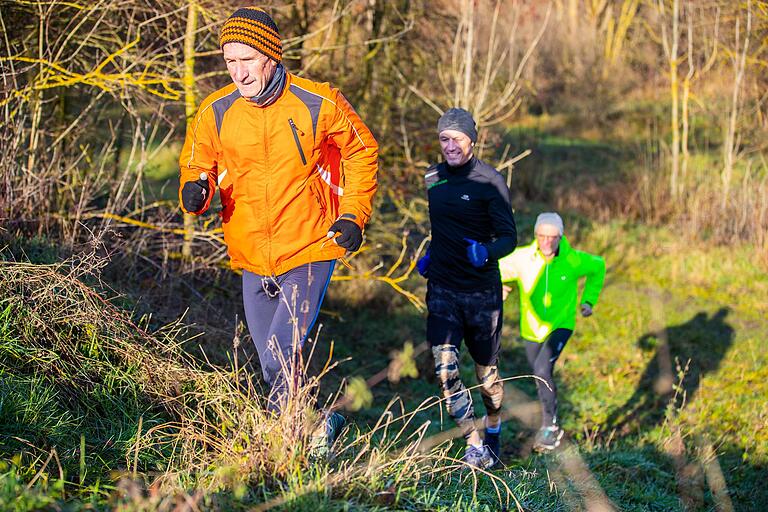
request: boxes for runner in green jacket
[499,212,606,451]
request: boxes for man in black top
[418,108,517,469]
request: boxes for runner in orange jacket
[178,8,378,437]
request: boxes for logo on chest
[460,194,470,201]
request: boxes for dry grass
[554,160,768,247]
[0,246,529,510]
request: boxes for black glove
[326,219,363,251]
[181,175,209,213]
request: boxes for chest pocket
[288,118,307,165]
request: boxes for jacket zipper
[544,260,549,315]
[288,118,307,165]
[264,111,273,272]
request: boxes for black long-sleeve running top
[425,156,517,291]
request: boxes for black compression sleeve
[485,176,517,260]
[487,235,517,260]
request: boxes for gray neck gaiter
[251,63,286,107]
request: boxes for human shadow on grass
[548,442,766,512]
[308,301,764,512]
[606,307,734,435]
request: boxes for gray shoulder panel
[289,84,323,139]
[212,89,242,136]
[475,158,500,176]
[472,158,504,184]
[475,159,511,201]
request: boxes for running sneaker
[325,411,346,444]
[308,411,346,459]
[461,444,496,469]
[533,425,564,452]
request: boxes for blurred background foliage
[1,1,767,510]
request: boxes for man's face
[439,129,473,167]
[223,42,277,98]
[535,223,561,258]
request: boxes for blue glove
[416,251,430,277]
[463,238,488,267]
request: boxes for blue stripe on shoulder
[212,89,242,136]
[289,84,323,140]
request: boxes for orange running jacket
[179,73,378,276]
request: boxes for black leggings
[525,328,572,426]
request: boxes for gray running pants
[525,328,572,426]
[242,260,335,412]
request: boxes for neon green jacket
[499,236,606,342]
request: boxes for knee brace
[475,364,503,415]
[432,344,474,426]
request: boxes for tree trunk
[182,0,198,260]
[669,0,680,200]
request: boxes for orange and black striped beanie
[220,7,282,62]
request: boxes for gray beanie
[534,212,564,235]
[437,107,478,143]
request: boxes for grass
[1,214,766,510]
[0,246,554,510]
[321,215,767,510]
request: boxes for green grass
[120,141,184,202]
[320,218,767,510]
[0,249,558,510]
[1,216,766,510]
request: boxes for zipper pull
[288,118,308,165]
[289,118,304,136]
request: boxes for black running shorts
[426,281,503,366]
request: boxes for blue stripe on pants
[242,260,336,413]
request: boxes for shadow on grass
[552,442,767,512]
[605,308,734,435]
